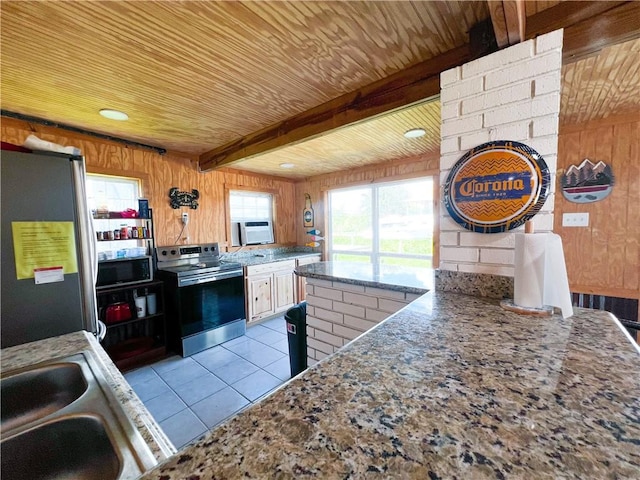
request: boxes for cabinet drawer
[246,259,296,276]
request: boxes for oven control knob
[161,250,168,256]
[171,249,177,255]
[204,247,209,252]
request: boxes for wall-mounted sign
[303,193,314,227]
[443,140,550,233]
[169,187,199,209]
[561,159,614,203]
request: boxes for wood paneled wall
[0,117,297,249]
[5,113,637,306]
[556,113,640,300]
[294,154,440,252]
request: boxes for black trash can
[285,301,307,377]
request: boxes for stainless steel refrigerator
[1,148,98,348]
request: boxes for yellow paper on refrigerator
[11,221,78,279]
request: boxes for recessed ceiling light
[404,128,426,138]
[280,163,295,169]
[99,109,129,121]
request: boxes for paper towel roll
[513,233,574,318]
[514,233,547,309]
[543,234,573,318]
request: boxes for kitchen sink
[2,415,121,480]
[1,362,88,432]
[0,352,156,480]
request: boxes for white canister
[134,296,147,318]
[146,293,157,315]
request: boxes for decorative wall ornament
[303,193,314,227]
[561,159,614,203]
[443,140,550,233]
[168,187,199,209]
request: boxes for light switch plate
[562,212,589,227]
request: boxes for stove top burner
[158,261,242,277]
[155,243,242,279]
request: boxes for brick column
[439,29,563,276]
[304,278,422,365]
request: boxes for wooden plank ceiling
[1,1,638,180]
[0,1,487,155]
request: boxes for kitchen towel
[23,134,81,155]
[513,232,573,318]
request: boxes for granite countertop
[141,290,639,479]
[0,331,176,463]
[230,251,321,267]
[296,261,432,294]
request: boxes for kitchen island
[141,281,640,478]
[297,261,431,364]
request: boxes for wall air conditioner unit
[238,220,274,246]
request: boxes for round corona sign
[443,140,550,233]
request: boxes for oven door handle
[177,269,243,287]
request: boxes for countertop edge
[232,252,321,267]
[296,268,429,295]
[295,261,431,294]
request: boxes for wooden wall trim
[303,152,439,185]
[217,166,296,185]
[560,112,640,134]
[570,285,640,301]
[86,166,151,197]
[432,176,441,269]
[317,169,440,193]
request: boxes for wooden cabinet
[296,254,322,303]
[274,268,296,313]
[248,273,274,320]
[97,280,167,371]
[245,260,296,323]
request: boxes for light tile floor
[124,315,291,449]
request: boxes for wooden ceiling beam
[524,1,639,63]
[200,1,639,172]
[198,45,471,171]
[488,1,526,48]
[504,1,526,46]
[525,1,627,39]
[488,2,509,48]
[561,2,640,64]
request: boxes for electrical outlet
[562,212,589,227]
[181,213,189,225]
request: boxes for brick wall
[304,278,422,365]
[439,29,563,276]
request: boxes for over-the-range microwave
[231,220,274,246]
[96,256,153,289]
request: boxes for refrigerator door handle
[71,156,99,336]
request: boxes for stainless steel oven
[155,243,245,357]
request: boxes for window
[86,174,143,254]
[228,190,275,246]
[86,174,141,213]
[229,190,273,222]
[328,177,434,267]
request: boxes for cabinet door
[247,273,274,322]
[274,269,296,313]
